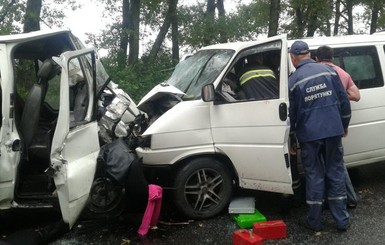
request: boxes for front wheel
[83,176,124,219]
[174,158,233,219]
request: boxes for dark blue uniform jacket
[289,59,351,143]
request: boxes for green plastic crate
[233,209,267,228]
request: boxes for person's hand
[289,144,297,155]
[343,128,349,137]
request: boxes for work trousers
[345,166,358,205]
[301,136,350,230]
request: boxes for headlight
[138,135,152,148]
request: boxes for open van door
[49,48,99,228]
[210,35,293,194]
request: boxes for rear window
[312,46,383,89]
[334,46,383,89]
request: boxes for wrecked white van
[135,33,385,219]
[0,29,139,229]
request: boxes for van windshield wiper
[183,52,217,97]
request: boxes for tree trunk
[268,0,280,37]
[206,0,215,14]
[170,0,179,64]
[370,5,380,34]
[148,0,177,61]
[217,0,227,43]
[128,0,141,65]
[306,9,317,37]
[346,0,354,34]
[325,20,331,36]
[202,0,216,45]
[294,7,305,38]
[23,0,42,33]
[334,0,341,35]
[119,0,130,67]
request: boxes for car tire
[83,176,124,219]
[174,157,233,219]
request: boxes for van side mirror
[202,84,215,102]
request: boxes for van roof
[199,33,385,52]
[290,33,385,48]
[0,28,71,43]
[200,40,262,52]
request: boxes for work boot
[298,218,322,232]
[347,202,357,209]
[337,222,350,232]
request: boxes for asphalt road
[2,161,385,245]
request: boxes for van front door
[210,35,293,194]
[50,48,99,228]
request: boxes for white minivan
[0,29,139,229]
[135,33,385,219]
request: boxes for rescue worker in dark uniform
[238,53,279,100]
[288,41,351,232]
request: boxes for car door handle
[279,103,287,121]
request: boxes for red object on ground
[137,184,163,236]
[252,220,287,240]
[233,229,264,245]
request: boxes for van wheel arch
[173,154,238,184]
[173,156,236,219]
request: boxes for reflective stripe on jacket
[240,69,276,86]
[238,64,279,100]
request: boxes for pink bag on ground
[137,184,163,236]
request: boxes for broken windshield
[167,49,235,100]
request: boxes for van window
[44,74,60,110]
[333,46,383,89]
[14,58,60,111]
[219,40,281,102]
[167,49,235,100]
[14,59,36,99]
[68,55,90,128]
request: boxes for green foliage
[0,0,24,34]
[90,23,123,61]
[285,0,333,38]
[14,58,36,98]
[177,1,270,49]
[177,4,212,48]
[41,0,81,28]
[4,0,385,104]
[0,0,81,34]
[102,52,175,103]
[360,0,385,32]
[141,0,167,27]
[227,1,270,40]
[378,8,385,29]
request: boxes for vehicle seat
[221,72,246,101]
[20,84,44,154]
[19,58,60,162]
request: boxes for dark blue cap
[289,41,310,55]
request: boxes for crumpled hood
[137,82,185,114]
